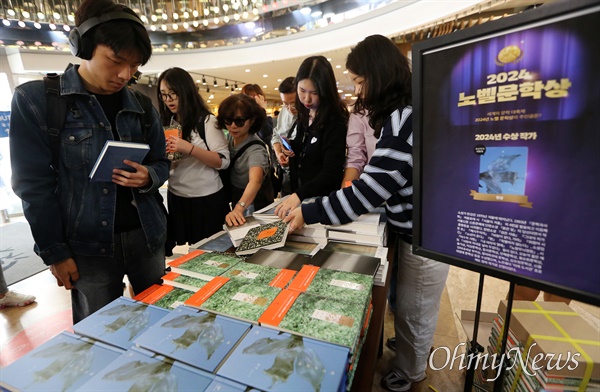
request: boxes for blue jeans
[71,227,165,323]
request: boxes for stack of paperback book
[323,241,389,286]
[326,212,387,247]
[476,300,600,391]
[223,216,262,247]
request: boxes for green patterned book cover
[163,271,211,292]
[304,268,373,312]
[221,261,288,286]
[168,250,244,280]
[278,292,364,349]
[201,280,281,323]
[235,220,290,256]
[152,287,196,310]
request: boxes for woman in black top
[275,55,349,217]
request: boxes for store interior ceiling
[1,0,551,108]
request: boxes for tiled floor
[1,217,599,391]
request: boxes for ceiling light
[49,23,56,30]
[242,11,248,18]
[224,16,229,23]
[338,89,343,93]
[22,11,30,18]
[262,85,267,88]
[150,25,156,31]
[192,10,198,17]
[223,4,229,12]
[202,76,207,85]
[2,20,10,27]
[7,9,16,17]
[37,12,45,20]
[172,23,178,29]
[18,20,26,27]
[335,65,341,69]
[63,25,70,31]
[173,12,179,20]
[183,11,189,18]
[162,13,168,20]
[161,24,167,31]
[151,14,158,22]
[67,14,74,22]
[245,69,250,73]
[300,7,311,15]
[213,79,217,87]
[34,22,41,29]
[204,9,209,16]
[53,12,60,19]
[193,20,199,27]
[245,21,254,29]
[213,17,219,24]
[225,81,229,88]
[263,74,268,78]
[203,19,208,26]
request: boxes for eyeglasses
[223,117,248,127]
[160,92,177,102]
[282,102,295,109]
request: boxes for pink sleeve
[346,113,369,171]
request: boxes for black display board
[412,1,600,306]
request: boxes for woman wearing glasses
[274,56,349,217]
[157,67,230,255]
[217,94,274,226]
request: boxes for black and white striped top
[302,106,414,238]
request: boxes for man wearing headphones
[9,0,169,322]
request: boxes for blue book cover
[72,296,170,350]
[217,326,350,392]
[0,331,123,392]
[77,347,215,391]
[134,305,251,372]
[205,376,250,392]
[89,140,150,182]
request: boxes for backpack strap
[232,140,270,166]
[44,74,68,172]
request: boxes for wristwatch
[237,201,247,210]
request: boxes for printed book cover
[0,331,123,392]
[244,248,311,271]
[163,271,211,292]
[201,280,282,323]
[168,250,243,280]
[270,291,365,349]
[221,260,295,287]
[217,325,349,392]
[310,250,380,278]
[224,215,262,247]
[134,305,251,372]
[192,230,235,253]
[77,347,215,391]
[235,220,290,256]
[72,296,169,350]
[89,140,150,182]
[138,285,195,310]
[205,376,249,392]
[303,268,373,312]
[278,240,323,256]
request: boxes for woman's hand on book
[283,207,305,232]
[275,193,300,219]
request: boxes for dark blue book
[134,305,251,372]
[72,296,170,350]
[0,331,124,391]
[77,347,215,391]
[217,325,350,392]
[89,140,150,182]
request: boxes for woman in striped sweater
[284,34,450,392]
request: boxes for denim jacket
[9,65,170,265]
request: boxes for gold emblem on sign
[496,45,523,65]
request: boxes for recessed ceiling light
[263,74,268,78]
[245,69,251,72]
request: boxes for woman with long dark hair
[157,67,230,254]
[274,55,349,217]
[284,35,450,392]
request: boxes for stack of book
[223,216,262,247]
[326,212,387,247]
[477,300,600,391]
[323,242,389,286]
[167,250,245,281]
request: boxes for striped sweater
[302,106,414,237]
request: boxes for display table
[350,236,394,392]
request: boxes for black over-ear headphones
[68,11,145,60]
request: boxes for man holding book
[9,0,169,323]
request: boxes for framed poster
[412,1,600,305]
